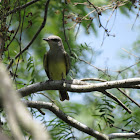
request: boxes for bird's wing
[43,52,51,79]
[64,52,70,75]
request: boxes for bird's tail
[59,90,69,101]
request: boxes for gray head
[43,35,64,50]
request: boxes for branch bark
[18,78,140,96]
[24,100,109,140]
[108,132,140,139]
[24,100,140,140]
[17,78,140,113]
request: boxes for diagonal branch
[24,100,109,140]
[80,78,140,108]
[24,100,140,140]
[100,90,132,114]
[117,88,140,108]
[0,62,50,140]
[7,0,50,69]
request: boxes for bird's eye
[53,39,58,42]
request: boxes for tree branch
[0,62,50,140]
[0,0,40,19]
[7,0,50,69]
[24,100,140,140]
[81,78,140,108]
[18,78,140,97]
[100,90,132,114]
[18,78,140,113]
[117,88,140,108]
[24,100,109,140]
[108,132,140,139]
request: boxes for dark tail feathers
[59,90,69,101]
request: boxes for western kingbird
[43,35,70,101]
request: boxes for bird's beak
[43,38,49,41]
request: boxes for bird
[43,35,70,101]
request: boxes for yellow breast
[49,61,66,80]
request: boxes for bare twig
[13,2,24,81]
[116,60,140,74]
[6,12,21,50]
[62,8,72,55]
[75,23,81,39]
[78,58,108,75]
[111,124,135,133]
[131,8,140,30]
[101,6,117,46]
[1,0,40,19]
[69,0,128,32]
[7,0,50,70]
[117,88,140,108]
[38,92,55,103]
[122,48,140,58]
[87,0,101,15]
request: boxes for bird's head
[43,35,64,50]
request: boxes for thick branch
[25,100,140,140]
[18,78,140,96]
[24,100,109,140]
[0,62,50,140]
[18,78,140,113]
[108,132,140,139]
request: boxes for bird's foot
[45,79,53,83]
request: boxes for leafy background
[0,0,140,139]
